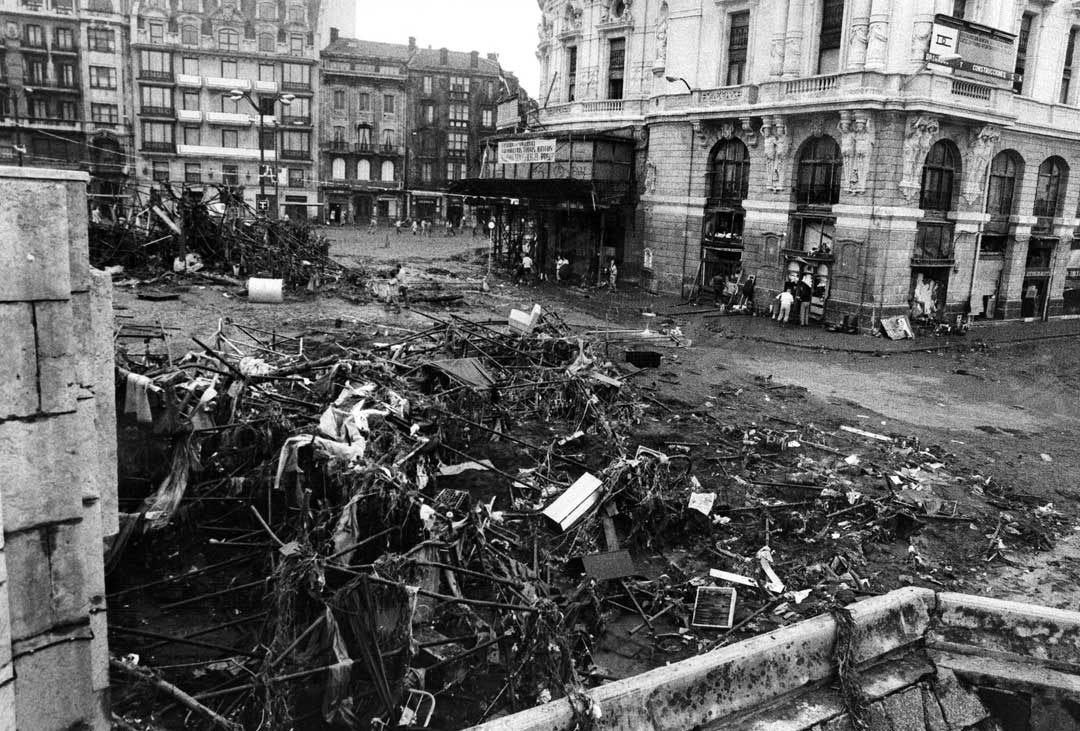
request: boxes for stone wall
[0,166,115,730]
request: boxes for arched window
[795,136,842,206]
[1034,156,1068,218]
[357,159,370,181]
[381,160,395,181]
[707,139,749,203]
[331,158,345,179]
[218,27,240,51]
[920,140,960,212]
[257,33,274,52]
[180,24,198,46]
[986,151,1022,217]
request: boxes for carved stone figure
[719,121,735,140]
[769,37,785,76]
[962,125,1001,205]
[761,121,776,182]
[848,23,869,67]
[852,117,874,194]
[655,6,669,63]
[644,158,657,194]
[809,116,826,138]
[866,20,888,65]
[564,1,582,30]
[839,116,856,178]
[901,115,940,198]
[911,21,932,61]
[768,123,790,191]
[783,36,802,74]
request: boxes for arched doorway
[1025,156,1069,317]
[911,139,962,321]
[976,150,1024,318]
[701,138,749,296]
[787,135,842,322]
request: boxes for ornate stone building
[517,0,1080,322]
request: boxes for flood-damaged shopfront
[451,132,637,285]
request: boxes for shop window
[919,140,960,212]
[914,221,954,261]
[793,216,835,256]
[795,136,842,207]
[1033,156,1067,219]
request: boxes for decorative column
[846,0,871,71]
[770,0,791,77]
[910,0,935,68]
[864,0,891,70]
[782,0,805,78]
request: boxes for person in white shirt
[775,289,794,326]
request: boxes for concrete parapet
[467,588,1080,731]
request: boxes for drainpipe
[680,122,696,298]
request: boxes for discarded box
[578,549,636,581]
[508,304,542,334]
[692,586,737,629]
[542,472,603,532]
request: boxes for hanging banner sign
[928,14,1018,85]
[498,139,557,164]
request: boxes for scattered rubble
[105,304,1070,730]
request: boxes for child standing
[775,288,794,326]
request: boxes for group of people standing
[773,275,813,327]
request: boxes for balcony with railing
[280,148,310,160]
[142,141,176,153]
[140,105,175,118]
[177,109,203,122]
[280,80,311,92]
[205,77,250,91]
[538,97,647,124]
[204,111,251,126]
[176,74,202,88]
[138,69,174,82]
[321,140,351,152]
[253,80,279,94]
[280,114,311,127]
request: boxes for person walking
[796,276,812,326]
[775,288,794,326]
[411,220,419,236]
[742,275,756,314]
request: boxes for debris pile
[90,183,342,287]
[106,308,1066,730]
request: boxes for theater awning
[448,177,596,204]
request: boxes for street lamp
[664,75,692,93]
[227,88,294,217]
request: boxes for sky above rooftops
[355,1,542,98]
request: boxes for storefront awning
[449,178,596,204]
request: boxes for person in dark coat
[795,277,812,326]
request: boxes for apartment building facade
[0,0,133,206]
[318,33,407,224]
[130,0,322,219]
[521,0,1080,323]
[406,42,511,225]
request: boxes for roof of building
[322,38,412,62]
[408,47,502,75]
[322,36,510,77]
